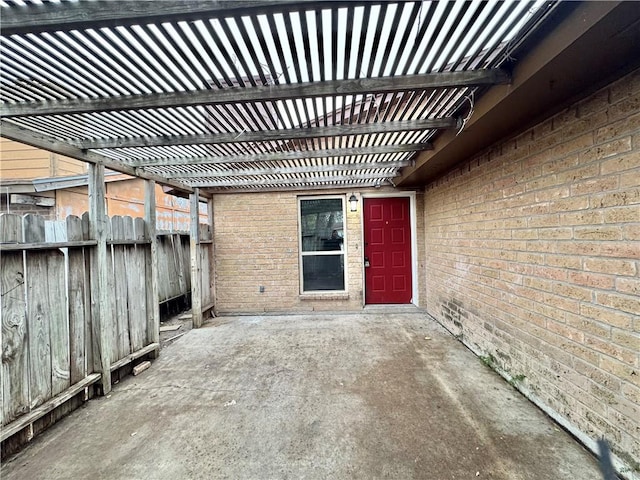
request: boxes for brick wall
[213,191,364,313]
[213,190,424,314]
[213,192,299,313]
[0,199,55,219]
[423,68,639,475]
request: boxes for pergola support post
[88,164,112,394]
[145,180,161,359]
[190,189,202,328]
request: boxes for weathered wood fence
[156,233,190,304]
[50,223,207,311]
[1,211,215,448]
[1,213,102,442]
[48,223,194,306]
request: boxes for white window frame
[298,195,348,294]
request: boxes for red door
[364,197,412,304]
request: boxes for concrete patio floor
[1,310,602,480]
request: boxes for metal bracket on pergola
[0,0,559,194]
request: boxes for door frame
[360,191,418,306]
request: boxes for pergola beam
[0,0,333,36]
[0,70,510,118]
[129,143,430,167]
[188,172,397,188]
[77,118,456,149]
[0,121,194,194]
[161,159,412,179]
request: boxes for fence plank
[163,237,174,299]
[145,180,160,357]
[85,212,101,375]
[25,252,52,408]
[135,219,150,354]
[82,213,94,375]
[166,236,180,300]
[0,214,26,425]
[127,218,146,352]
[157,234,189,303]
[161,237,170,301]
[23,215,52,409]
[104,218,119,364]
[23,214,45,243]
[81,212,90,241]
[0,213,23,242]
[134,217,145,242]
[45,221,67,242]
[173,235,186,296]
[156,237,168,301]
[182,235,191,291]
[47,250,70,396]
[111,216,130,361]
[67,216,87,384]
[1,252,29,425]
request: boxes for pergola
[1,0,563,195]
[2,4,640,471]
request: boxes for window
[299,196,346,292]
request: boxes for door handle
[364,257,370,268]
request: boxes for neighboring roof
[1,1,637,194]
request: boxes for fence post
[145,180,160,358]
[190,189,202,328]
[88,164,112,394]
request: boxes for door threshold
[363,304,422,312]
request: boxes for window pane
[300,198,344,252]
[302,255,344,291]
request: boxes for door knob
[364,257,370,268]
